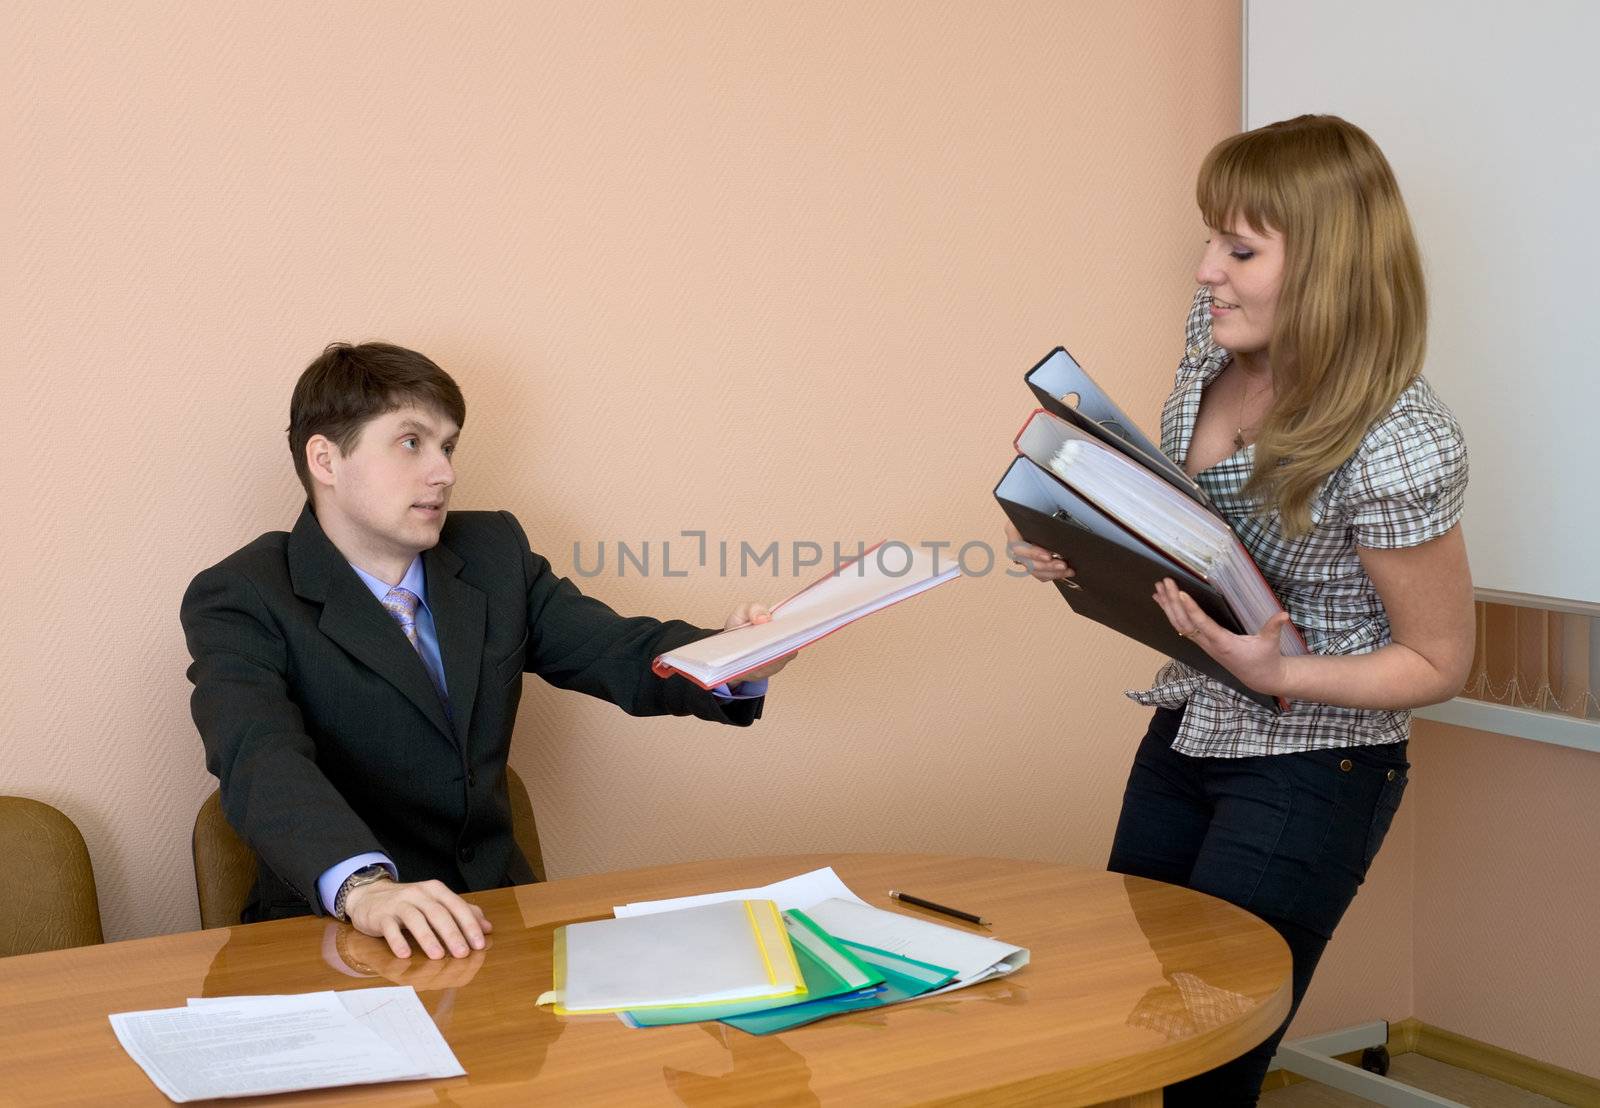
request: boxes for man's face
[313,405,459,571]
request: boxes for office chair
[0,796,105,956]
[504,765,547,883]
[193,766,545,928]
[191,788,258,929]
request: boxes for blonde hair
[1197,114,1427,536]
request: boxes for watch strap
[334,863,394,922]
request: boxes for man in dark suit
[182,343,786,959]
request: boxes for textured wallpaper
[7,0,1450,1046]
[1410,721,1600,1076]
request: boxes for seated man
[182,342,785,959]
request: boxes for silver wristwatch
[334,863,393,922]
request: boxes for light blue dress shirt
[316,556,766,915]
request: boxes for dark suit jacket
[181,506,760,922]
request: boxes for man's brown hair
[288,342,467,499]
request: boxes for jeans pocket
[1275,749,1393,938]
[1363,771,1408,868]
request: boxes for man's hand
[722,602,793,682]
[343,878,493,960]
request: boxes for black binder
[995,456,1283,712]
[1023,346,1209,506]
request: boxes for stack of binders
[994,348,1306,712]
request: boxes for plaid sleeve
[1348,407,1468,549]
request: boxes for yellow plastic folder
[536,899,804,1016]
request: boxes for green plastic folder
[623,909,883,1028]
[720,936,958,1036]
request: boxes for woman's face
[1195,220,1285,357]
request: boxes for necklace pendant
[1233,429,1246,449]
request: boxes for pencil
[888,889,990,927]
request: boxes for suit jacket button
[466,771,477,788]
[1339,758,1353,772]
[458,846,474,863]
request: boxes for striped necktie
[380,586,424,649]
[381,586,450,714]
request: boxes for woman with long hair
[1007,115,1475,1103]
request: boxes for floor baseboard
[1395,1018,1599,1106]
[1263,1018,1599,1104]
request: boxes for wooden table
[0,853,1291,1106]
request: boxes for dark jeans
[1107,707,1409,1107]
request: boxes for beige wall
[7,0,1244,938]
[11,0,1577,1070]
[1409,719,1600,1075]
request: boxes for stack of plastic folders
[620,907,959,1035]
[535,897,967,1036]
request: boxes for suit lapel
[288,506,456,745]
[424,541,485,747]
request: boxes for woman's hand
[1004,522,1076,583]
[1152,526,1475,710]
[1153,578,1292,695]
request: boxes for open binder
[652,541,960,689]
[996,347,1306,712]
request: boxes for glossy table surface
[0,854,1292,1106]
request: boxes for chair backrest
[0,797,104,956]
[505,765,546,883]
[193,766,546,928]
[192,788,259,929]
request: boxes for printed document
[187,987,463,1080]
[110,988,460,1102]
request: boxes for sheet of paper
[612,866,867,917]
[188,987,464,1079]
[802,897,1029,986]
[110,991,426,1103]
